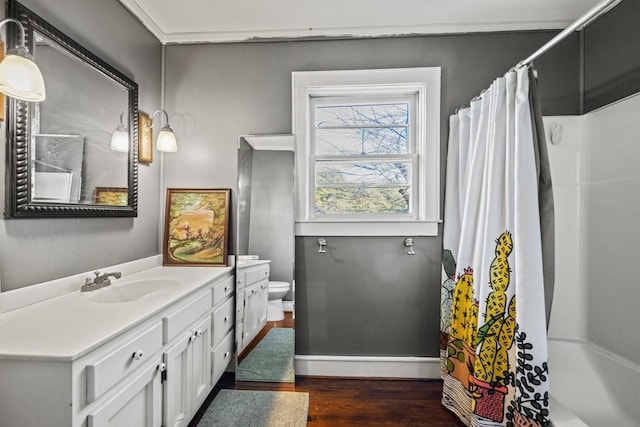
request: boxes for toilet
[267,281,290,321]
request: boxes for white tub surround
[548,339,640,427]
[0,260,235,427]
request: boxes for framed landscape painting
[163,188,230,266]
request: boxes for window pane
[315,128,408,155]
[315,187,410,214]
[315,103,409,128]
[316,161,411,186]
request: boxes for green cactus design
[474,231,516,387]
[441,249,457,333]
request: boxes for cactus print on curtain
[440,68,552,427]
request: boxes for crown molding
[163,19,572,44]
[117,1,573,45]
[118,0,166,43]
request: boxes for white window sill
[295,221,440,237]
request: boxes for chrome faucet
[81,271,122,292]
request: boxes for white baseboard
[294,355,441,379]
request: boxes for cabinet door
[190,315,212,411]
[236,289,245,352]
[258,280,268,327]
[87,357,163,427]
[243,284,259,346]
[163,334,191,427]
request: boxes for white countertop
[236,260,270,268]
[0,265,233,362]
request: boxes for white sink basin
[88,278,180,303]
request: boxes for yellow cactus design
[449,267,478,348]
[474,232,516,387]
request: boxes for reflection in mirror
[236,135,295,384]
[33,134,84,203]
[5,0,138,218]
[33,31,129,204]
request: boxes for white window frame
[292,68,441,236]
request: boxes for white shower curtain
[440,67,551,427]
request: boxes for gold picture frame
[163,188,231,266]
[94,187,128,206]
[138,112,153,164]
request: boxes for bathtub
[548,338,640,426]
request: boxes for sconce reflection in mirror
[151,109,178,152]
[110,110,129,152]
[0,18,46,102]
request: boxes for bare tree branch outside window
[313,102,413,215]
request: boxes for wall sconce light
[151,109,177,152]
[110,111,129,152]
[0,18,46,102]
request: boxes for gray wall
[584,0,640,112]
[163,31,578,357]
[248,150,294,286]
[296,236,442,355]
[0,0,162,291]
[236,138,253,256]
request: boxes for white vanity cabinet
[0,267,235,427]
[163,313,212,427]
[235,261,270,352]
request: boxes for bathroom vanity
[235,260,270,353]
[0,261,234,427]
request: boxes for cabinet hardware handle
[224,352,230,359]
[196,330,203,337]
[224,316,230,322]
[224,286,230,292]
[132,350,144,360]
[157,363,166,372]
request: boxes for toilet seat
[269,281,290,290]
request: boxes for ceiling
[119,0,605,45]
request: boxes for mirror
[235,135,295,383]
[5,0,138,218]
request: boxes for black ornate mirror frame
[4,0,138,218]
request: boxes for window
[293,68,441,236]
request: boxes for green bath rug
[197,389,309,427]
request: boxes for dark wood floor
[192,312,465,426]
[192,373,465,426]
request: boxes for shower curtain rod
[514,0,623,69]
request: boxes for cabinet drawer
[245,265,269,286]
[163,290,212,344]
[212,297,234,347]
[212,276,234,306]
[86,323,163,403]
[212,331,234,385]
